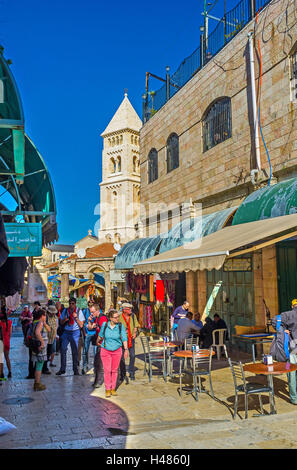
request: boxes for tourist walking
[119,303,139,382]
[56,298,85,376]
[99,309,128,398]
[92,305,108,388]
[20,305,32,339]
[0,306,12,379]
[81,300,94,374]
[31,309,51,391]
[55,301,64,354]
[46,305,58,369]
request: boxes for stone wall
[139,0,297,231]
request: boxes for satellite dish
[113,243,121,252]
[77,248,86,259]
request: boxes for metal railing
[143,0,273,123]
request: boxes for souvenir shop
[124,271,186,335]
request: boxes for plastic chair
[228,358,274,419]
[211,328,228,360]
[140,336,167,382]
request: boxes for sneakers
[0,375,6,382]
[111,389,118,396]
[34,382,46,391]
[7,372,12,379]
[105,390,111,398]
[125,376,129,385]
[129,375,135,381]
[73,371,80,376]
[56,370,66,376]
[81,369,86,375]
[92,383,101,389]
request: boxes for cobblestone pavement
[1,327,297,449]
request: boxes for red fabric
[156,280,165,302]
[68,307,77,326]
[1,320,11,351]
[122,314,132,349]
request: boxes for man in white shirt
[56,297,85,376]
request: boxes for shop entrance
[206,259,255,341]
[277,240,297,313]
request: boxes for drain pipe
[248,32,261,173]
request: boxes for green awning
[159,207,237,253]
[115,235,162,270]
[232,178,297,225]
[0,51,24,126]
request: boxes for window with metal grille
[148,148,158,183]
[203,98,232,152]
[166,133,179,173]
[291,50,297,101]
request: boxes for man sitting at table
[176,312,201,344]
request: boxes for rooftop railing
[143,0,273,123]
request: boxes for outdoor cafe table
[173,349,215,396]
[149,341,182,377]
[243,361,297,415]
[233,333,274,362]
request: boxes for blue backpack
[270,314,290,362]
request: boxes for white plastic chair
[211,328,228,360]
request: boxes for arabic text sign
[5,223,42,257]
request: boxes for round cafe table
[243,361,297,415]
[173,349,215,397]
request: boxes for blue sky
[0,0,233,244]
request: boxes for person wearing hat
[45,305,58,369]
[273,299,297,404]
[119,303,139,382]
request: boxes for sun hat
[47,305,58,314]
[122,302,133,309]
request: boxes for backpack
[270,314,290,362]
[24,322,41,354]
[91,313,107,346]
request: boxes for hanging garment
[155,280,165,302]
[149,275,154,302]
[5,292,21,311]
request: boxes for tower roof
[101,92,142,136]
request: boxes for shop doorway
[277,240,297,313]
[175,272,186,307]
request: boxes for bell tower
[98,91,142,245]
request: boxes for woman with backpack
[0,306,12,379]
[99,309,128,398]
[31,309,51,391]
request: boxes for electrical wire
[256,12,272,186]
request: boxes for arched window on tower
[110,157,116,174]
[202,97,232,152]
[148,148,158,183]
[133,155,138,173]
[117,156,121,172]
[166,133,179,173]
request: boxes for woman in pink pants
[99,310,128,398]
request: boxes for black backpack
[25,322,41,354]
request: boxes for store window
[166,133,179,173]
[203,97,232,152]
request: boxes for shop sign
[5,223,42,257]
[110,269,126,283]
[224,257,252,272]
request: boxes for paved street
[1,327,297,449]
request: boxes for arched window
[290,46,297,101]
[117,156,121,172]
[133,155,138,173]
[166,133,179,173]
[203,97,232,152]
[148,148,158,183]
[110,157,116,173]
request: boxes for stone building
[117,0,297,337]
[98,92,142,245]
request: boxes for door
[277,241,297,313]
[206,260,255,342]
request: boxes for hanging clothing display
[155,280,165,302]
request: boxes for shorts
[0,340,3,364]
[35,360,44,372]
